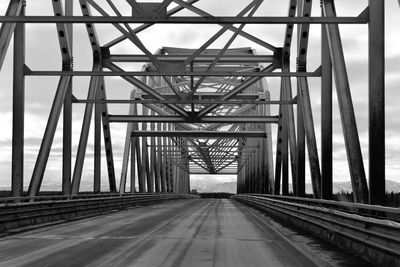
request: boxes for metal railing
[249,194,400,221]
[233,194,400,266]
[0,193,198,233]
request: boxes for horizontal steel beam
[73,99,295,105]
[0,16,368,24]
[109,115,279,124]
[25,70,321,77]
[109,54,274,63]
[141,93,267,100]
[146,66,262,72]
[131,131,267,138]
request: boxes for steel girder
[0,0,386,205]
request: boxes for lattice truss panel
[0,0,386,204]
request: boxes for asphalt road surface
[0,199,370,266]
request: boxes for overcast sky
[0,0,399,191]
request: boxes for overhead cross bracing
[0,0,386,205]
[117,47,275,181]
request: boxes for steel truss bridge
[0,0,399,266]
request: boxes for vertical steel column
[322,0,368,203]
[141,106,147,192]
[150,110,160,192]
[173,136,178,193]
[185,140,190,193]
[136,133,144,192]
[369,0,385,205]
[274,108,283,195]
[94,82,101,194]
[169,124,175,192]
[257,105,264,193]
[296,90,306,197]
[274,84,287,195]
[100,83,117,194]
[11,1,25,198]
[296,0,306,198]
[261,105,268,193]
[281,79,289,195]
[249,120,255,192]
[282,64,297,194]
[247,134,252,193]
[142,105,153,192]
[237,129,245,193]
[321,15,333,200]
[63,0,73,196]
[162,122,168,192]
[167,123,173,192]
[157,121,164,192]
[130,136,136,193]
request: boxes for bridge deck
[0,199,369,267]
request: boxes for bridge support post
[136,122,145,193]
[274,104,283,195]
[94,81,101,194]
[162,122,168,192]
[296,89,306,197]
[168,123,173,192]
[281,79,289,196]
[130,136,136,193]
[63,0,73,196]
[140,111,147,192]
[157,121,164,192]
[142,105,153,193]
[368,0,385,205]
[282,63,297,195]
[295,0,307,198]
[11,0,25,198]
[150,110,160,192]
[257,106,264,193]
[321,13,333,200]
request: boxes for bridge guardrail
[233,194,400,267]
[250,194,400,221]
[0,193,198,234]
[0,192,189,205]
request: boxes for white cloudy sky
[0,0,400,191]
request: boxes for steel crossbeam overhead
[109,115,279,124]
[108,54,275,63]
[72,99,294,105]
[131,131,268,138]
[0,0,388,206]
[0,14,368,24]
[24,69,321,77]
